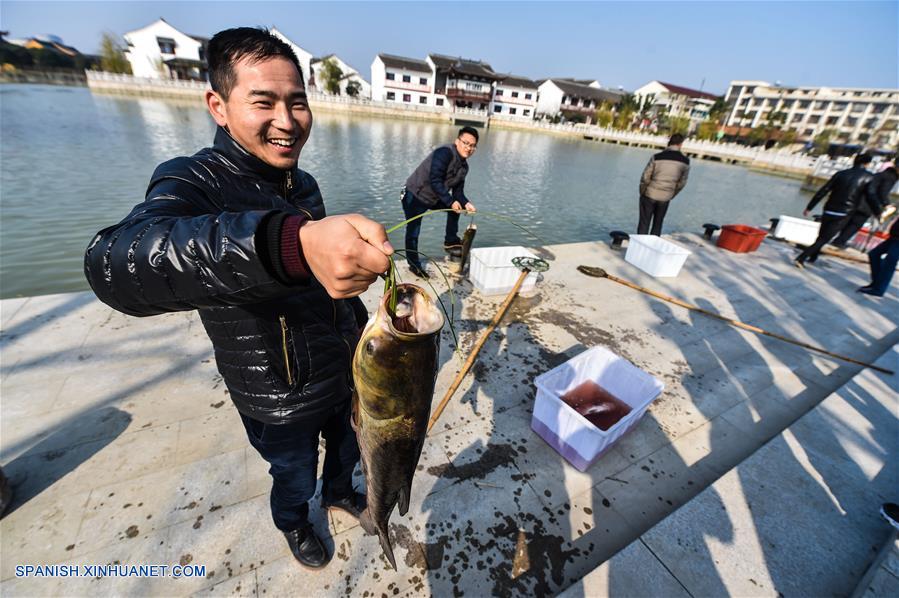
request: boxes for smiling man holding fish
[84,27,393,569]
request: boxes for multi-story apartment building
[536,78,622,122]
[634,80,719,129]
[371,54,435,106]
[724,81,899,150]
[427,54,502,112]
[490,75,538,119]
[371,53,503,112]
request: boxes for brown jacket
[640,147,690,202]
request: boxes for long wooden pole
[427,268,530,433]
[577,266,894,375]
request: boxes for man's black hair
[207,27,302,99]
[458,126,479,142]
[853,153,873,167]
[669,133,685,146]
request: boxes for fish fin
[361,509,397,570]
[397,484,410,517]
[359,507,376,536]
[379,528,397,570]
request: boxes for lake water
[0,84,810,299]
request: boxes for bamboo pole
[577,265,894,375]
[427,268,530,433]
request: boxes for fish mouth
[383,284,444,336]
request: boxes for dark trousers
[637,195,670,236]
[832,212,870,247]
[796,214,850,263]
[240,401,359,532]
[868,238,899,296]
[402,191,460,268]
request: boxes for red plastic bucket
[717,224,767,253]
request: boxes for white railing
[86,70,209,91]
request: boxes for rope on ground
[577,265,894,376]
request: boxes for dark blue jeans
[240,401,359,532]
[868,238,899,296]
[402,191,460,268]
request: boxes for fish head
[353,284,444,420]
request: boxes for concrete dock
[1,232,897,596]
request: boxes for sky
[2,1,897,94]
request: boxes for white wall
[536,81,564,117]
[370,57,386,101]
[490,83,537,118]
[270,27,313,86]
[123,19,201,79]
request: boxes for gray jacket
[640,147,690,202]
[405,144,469,208]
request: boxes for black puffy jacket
[84,127,366,424]
[858,167,899,217]
[806,166,874,216]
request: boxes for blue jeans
[240,401,359,531]
[401,191,460,268]
[868,238,899,296]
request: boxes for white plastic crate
[624,235,691,277]
[773,215,820,246]
[469,246,539,295]
[531,346,664,471]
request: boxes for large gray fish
[352,283,444,569]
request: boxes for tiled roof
[546,79,623,103]
[657,81,719,101]
[378,53,431,72]
[428,53,501,80]
[497,74,538,89]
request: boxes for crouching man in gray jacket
[638,133,690,235]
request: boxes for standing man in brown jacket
[638,133,691,235]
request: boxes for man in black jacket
[401,127,478,278]
[84,28,392,569]
[832,161,897,248]
[795,153,874,267]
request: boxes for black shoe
[409,263,430,279]
[284,525,330,569]
[323,491,367,520]
[881,503,899,530]
[857,285,873,293]
[859,287,884,297]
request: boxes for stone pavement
[1,233,897,596]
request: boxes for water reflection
[0,85,809,299]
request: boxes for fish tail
[360,508,397,569]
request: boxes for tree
[345,79,361,97]
[318,57,343,95]
[707,97,729,124]
[594,107,614,127]
[667,116,691,136]
[812,129,835,156]
[99,32,131,74]
[696,120,719,141]
[776,129,798,148]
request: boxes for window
[832,102,847,111]
[792,114,803,122]
[850,103,864,113]
[805,129,815,136]
[845,117,858,127]
[808,115,820,124]
[436,98,444,106]
[419,77,427,85]
[157,37,176,54]
[872,103,887,113]
[813,101,825,110]
[386,91,395,101]
[495,89,503,96]
[509,107,517,115]
[799,100,811,108]
[386,72,395,81]
[826,116,839,125]
[479,103,487,109]
[494,105,502,113]
[402,75,411,83]
[511,91,519,98]
[419,96,427,104]
[403,94,411,102]
[865,117,879,128]
[523,109,530,116]
[525,93,532,100]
